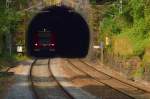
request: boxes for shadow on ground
[12,73,133,99]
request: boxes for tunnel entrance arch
[26,5,90,58]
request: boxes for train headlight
[51,44,55,46]
[34,43,38,46]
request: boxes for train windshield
[37,31,51,44]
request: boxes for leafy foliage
[0,0,29,54]
[100,0,150,58]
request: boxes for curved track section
[50,58,99,99]
[29,59,38,99]
[48,59,74,99]
[29,59,74,99]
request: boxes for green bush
[100,0,150,59]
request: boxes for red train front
[33,28,56,52]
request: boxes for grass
[14,54,30,61]
[0,53,30,70]
[0,55,16,70]
[143,46,150,63]
[112,36,133,58]
[133,66,145,79]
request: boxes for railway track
[29,59,74,99]
[66,59,150,99]
[79,59,150,93]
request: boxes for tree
[0,0,30,55]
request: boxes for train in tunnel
[33,28,56,52]
[26,5,90,58]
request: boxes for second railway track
[29,59,74,99]
[66,59,150,99]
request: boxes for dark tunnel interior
[26,5,90,58]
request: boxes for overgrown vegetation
[0,0,30,69]
[100,0,150,59]
[90,0,116,5]
[99,0,150,80]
